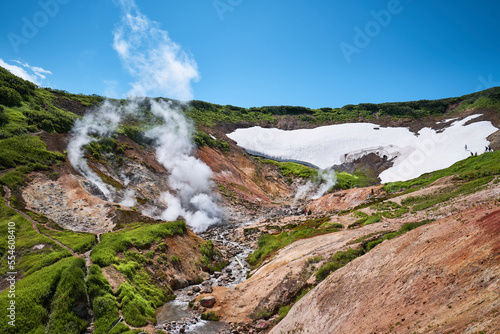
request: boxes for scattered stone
[192,285,201,293]
[214,271,223,278]
[200,285,213,294]
[254,320,269,330]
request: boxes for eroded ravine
[155,222,254,333]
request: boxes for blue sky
[0,0,499,108]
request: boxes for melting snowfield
[227,115,499,183]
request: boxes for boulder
[199,296,216,308]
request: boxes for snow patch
[227,115,498,183]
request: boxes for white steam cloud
[294,169,337,201]
[112,0,200,100]
[67,0,221,232]
[146,99,222,232]
[67,101,122,200]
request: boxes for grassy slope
[257,158,377,190]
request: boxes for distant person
[470,152,474,156]
[465,144,467,150]
[475,152,478,156]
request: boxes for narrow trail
[2,186,79,258]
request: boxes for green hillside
[0,66,499,333]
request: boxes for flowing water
[155,222,253,333]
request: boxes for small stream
[155,222,253,334]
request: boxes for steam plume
[146,99,222,232]
[68,0,220,232]
[294,169,337,201]
[67,101,122,200]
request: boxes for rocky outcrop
[306,185,385,213]
[22,174,115,233]
[271,203,500,334]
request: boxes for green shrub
[86,265,113,301]
[348,212,382,228]
[0,66,36,98]
[315,248,363,281]
[0,170,25,187]
[155,242,168,252]
[112,265,172,327]
[22,107,76,133]
[201,311,220,321]
[117,282,155,327]
[108,322,132,334]
[0,105,8,125]
[194,131,230,153]
[277,305,291,321]
[247,217,343,268]
[199,240,227,272]
[114,261,139,280]
[93,294,119,334]
[259,158,317,180]
[0,86,22,107]
[0,257,86,334]
[90,221,186,266]
[124,250,147,264]
[0,199,72,277]
[0,135,64,170]
[38,225,97,253]
[385,151,500,193]
[46,260,89,333]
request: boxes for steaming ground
[227,115,499,183]
[66,0,223,232]
[146,99,222,231]
[67,101,122,200]
[294,169,337,201]
[67,99,222,232]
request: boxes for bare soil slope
[271,203,500,334]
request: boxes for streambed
[155,223,253,333]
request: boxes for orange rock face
[271,203,500,334]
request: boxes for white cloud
[112,0,200,100]
[0,59,52,85]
